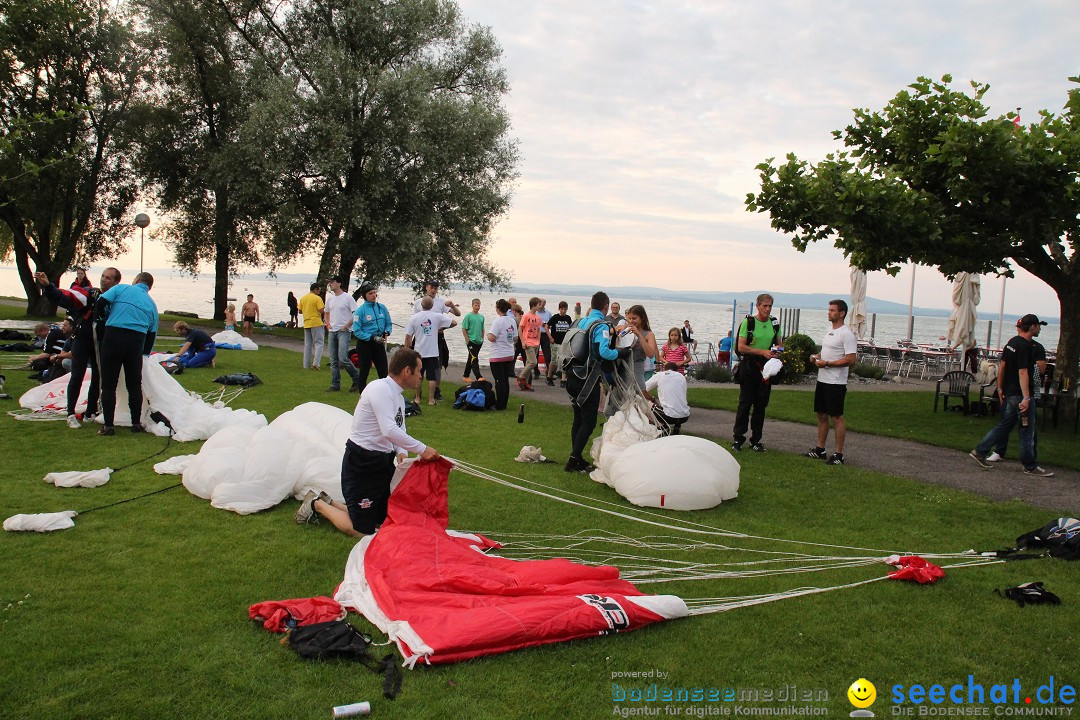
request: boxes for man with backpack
[563,291,629,473]
[732,293,782,452]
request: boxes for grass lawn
[687,385,1080,472]
[1,305,1077,718]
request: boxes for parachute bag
[994,581,1062,608]
[1007,517,1080,561]
[285,620,403,699]
[213,372,262,387]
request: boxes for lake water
[0,265,1059,363]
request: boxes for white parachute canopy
[166,401,358,514]
[18,357,266,441]
[211,329,259,350]
[590,406,739,511]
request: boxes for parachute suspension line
[76,482,184,516]
[448,458,927,557]
[8,408,68,421]
[680,557,1003,615]
[194,385,245,407]
[0,354,33,369]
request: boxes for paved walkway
[202,326,1080,513]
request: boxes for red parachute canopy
[335,458,687,666]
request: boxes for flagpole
[996,276,1007,349]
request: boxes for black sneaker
[131,423,145,434]
[969,450,993,469]
[751,443,766,452]
[732,441,744,452]
[805,447,827,460]
[546,378,555,386]
[348,383,361,393]
[826,453,844,465]
[97,426,115,436]
[1023,466,1055,478]
[326,386,340,392]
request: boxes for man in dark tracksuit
[97,272,159,435]
[35,268,122,428]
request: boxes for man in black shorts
[295,348,440,535]
[805,300,858,465]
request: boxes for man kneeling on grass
[295,348,440,536]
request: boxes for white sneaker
[66,414,81,429]
[986,452,1002,462]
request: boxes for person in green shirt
[732,293,782,452]
[461,298,486,383]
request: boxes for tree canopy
[747,75,1080,388]
[0,0,145,314]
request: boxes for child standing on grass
[225,304,236,332]
[660,328,691,374]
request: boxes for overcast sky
[111,0,1076,316]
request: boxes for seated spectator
[28,322,68,378]
[659,328,692,374]
[645,362,690,435]
[40,318,76,383]
[171,321,217,368]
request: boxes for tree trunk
[1053,286,1078,422]
[212,185,233,321]
[337,253,358,292]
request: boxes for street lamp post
[134,213,150,273]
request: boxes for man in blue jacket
[97,272,159,435]
[351,282,393,394]
[564,291,626,473]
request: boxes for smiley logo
[847,678,876,709]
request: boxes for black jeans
[489,359,514,410]
[465,341,484,379]
[354,338,389,394]
[568,374,601,460]
[100,327,146,428]
[733,370,772,445]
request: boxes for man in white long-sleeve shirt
[296,348,440,535]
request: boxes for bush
[777,333,817,384]
[693,361,733,383]
[852,363,885,380]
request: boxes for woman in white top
[486,299,518,410]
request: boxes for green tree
[211,0,518,292]
[131,0,263,320]
[0,0,144,315]
[747,75,1080,392]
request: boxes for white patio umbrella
[848,267,868,340]
[946,272,981,350]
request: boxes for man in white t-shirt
[295,348,440,536]
[413,280,460,398]
[323,276,361,392]
[805,299,858,465]
[405,296,456,405]
[645,362,691,435]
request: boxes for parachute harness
[446,458,1002,615]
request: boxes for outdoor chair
[904,350,928,379]
[885,347,908,376]
[933,370,976,414]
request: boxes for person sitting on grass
[295,348,440,536]
[645,362,690,435]
[27,322,67,379]
[170,321,217,369]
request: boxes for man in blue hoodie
[97,272,159,435]
[564,291,627,473]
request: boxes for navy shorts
[814,381,847,418]
[340,440,397,534]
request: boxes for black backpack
[286,620,403,699]
[1014,517,1080,561]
